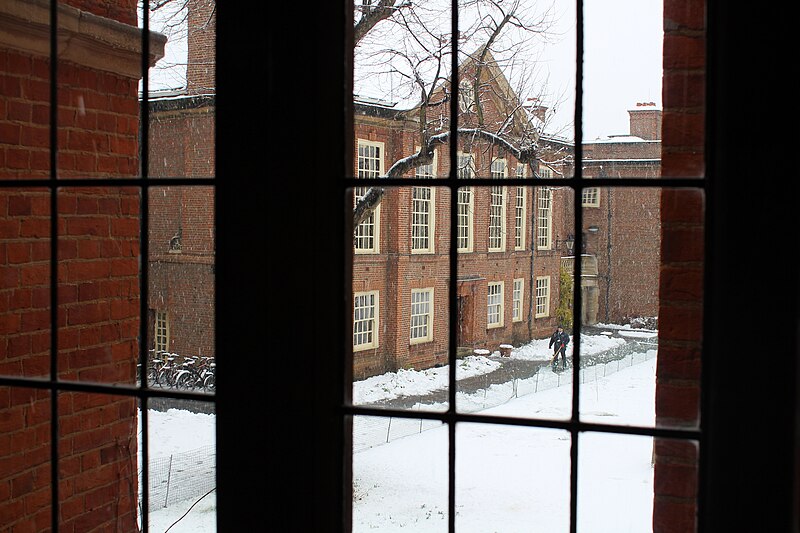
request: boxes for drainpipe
[605,185,612,321]
[527,186,537,340]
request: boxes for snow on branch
[353,128,538,228]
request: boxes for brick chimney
[187,0,216,94]
[628,102,662,140]
[524,97,548,124]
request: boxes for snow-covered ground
[140,334,657,532]
[353,333,626,404]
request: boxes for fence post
[386,418,392,443]
[164,454,173,508]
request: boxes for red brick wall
[147,104,216,358]
[353,115,567,376]
[187,0,216,95]
[654,0,705,530]
[1,3,142,530]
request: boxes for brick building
[0,0,164,530]
[351,94,661,378]
[144,5,661,377]
[146,0,216,358]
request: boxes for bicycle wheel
[203,373,215,393]
[175,371,192,390]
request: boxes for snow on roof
[585,135,659,144]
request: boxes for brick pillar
[655,0,706,531]
[1,1,164,530]
[187,0,216,95]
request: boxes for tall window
[514,185,526,250]
[409,288,434,343]
[412,149,436,253]
[512,279,524,322]
[489,159,507,252]
[582,187,600,207]
[487,281,504,328]
[535,276,550,318]
[537,187,553,250]
[355,140,383,253]
[353,291,379,350]
[155,311,169,353]
[457,153,474,252]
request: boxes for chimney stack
[524,97,548,125]
[628,102,662,140]
[187,0,216,95]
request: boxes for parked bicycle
[174,356,216,393]
[140,350,216,392]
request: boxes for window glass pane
[457,186,571,420]
[583,0,663,144]
[0,387,51,530]
[577,187,703,429]
[148,186,216,394]
[456,424,570,531]
[145,398,216,530]
[353,1,451,179]
[144,0,216,180]
[578,434,698,532]
[352,414,448,531]
[351,186,450,413]
[57,186,141,385]
[59,391,137,530]
[0,187,51,378]
[55,2,145,180]
[458,0,574,179]
[0,0,51,180]
[578,432,656,531]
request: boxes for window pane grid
[0,4,218,531]
[411,186,432,251]
[344,2,707,533]
[410,289,432,341]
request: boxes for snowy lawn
[353,351,657,532]
[138,336,655,532]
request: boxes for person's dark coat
[548,329,570,354]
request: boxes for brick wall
[187,0,216,95]
[353,113,567,376]
[1,2,148,530]
[654,0,705,531]
[147,98,215,358]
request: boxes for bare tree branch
[353,127,539,227]
[354,0,412,45]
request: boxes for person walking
[548,325,570,370]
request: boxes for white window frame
[538,163,554,179]
[487,281,504,329]
[355,139,384,254]
[457,152,474,253]
[582,187,600,207]
[535,276,551,318]
[514,165,527,250]
[353,290,379,351]
[412,148,436,253]
[537,186,553,250]
[409,288,434,344]
[459,80,475,112]
[155,310,169,353]
[489,158,507,252]
[512,278,524,322]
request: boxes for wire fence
[140,445,216,513]
[353,343,657,454]
[135,342,657,510]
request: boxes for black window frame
[220,1,797,531]
[3,0,792,531]
[3,0,800,532]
